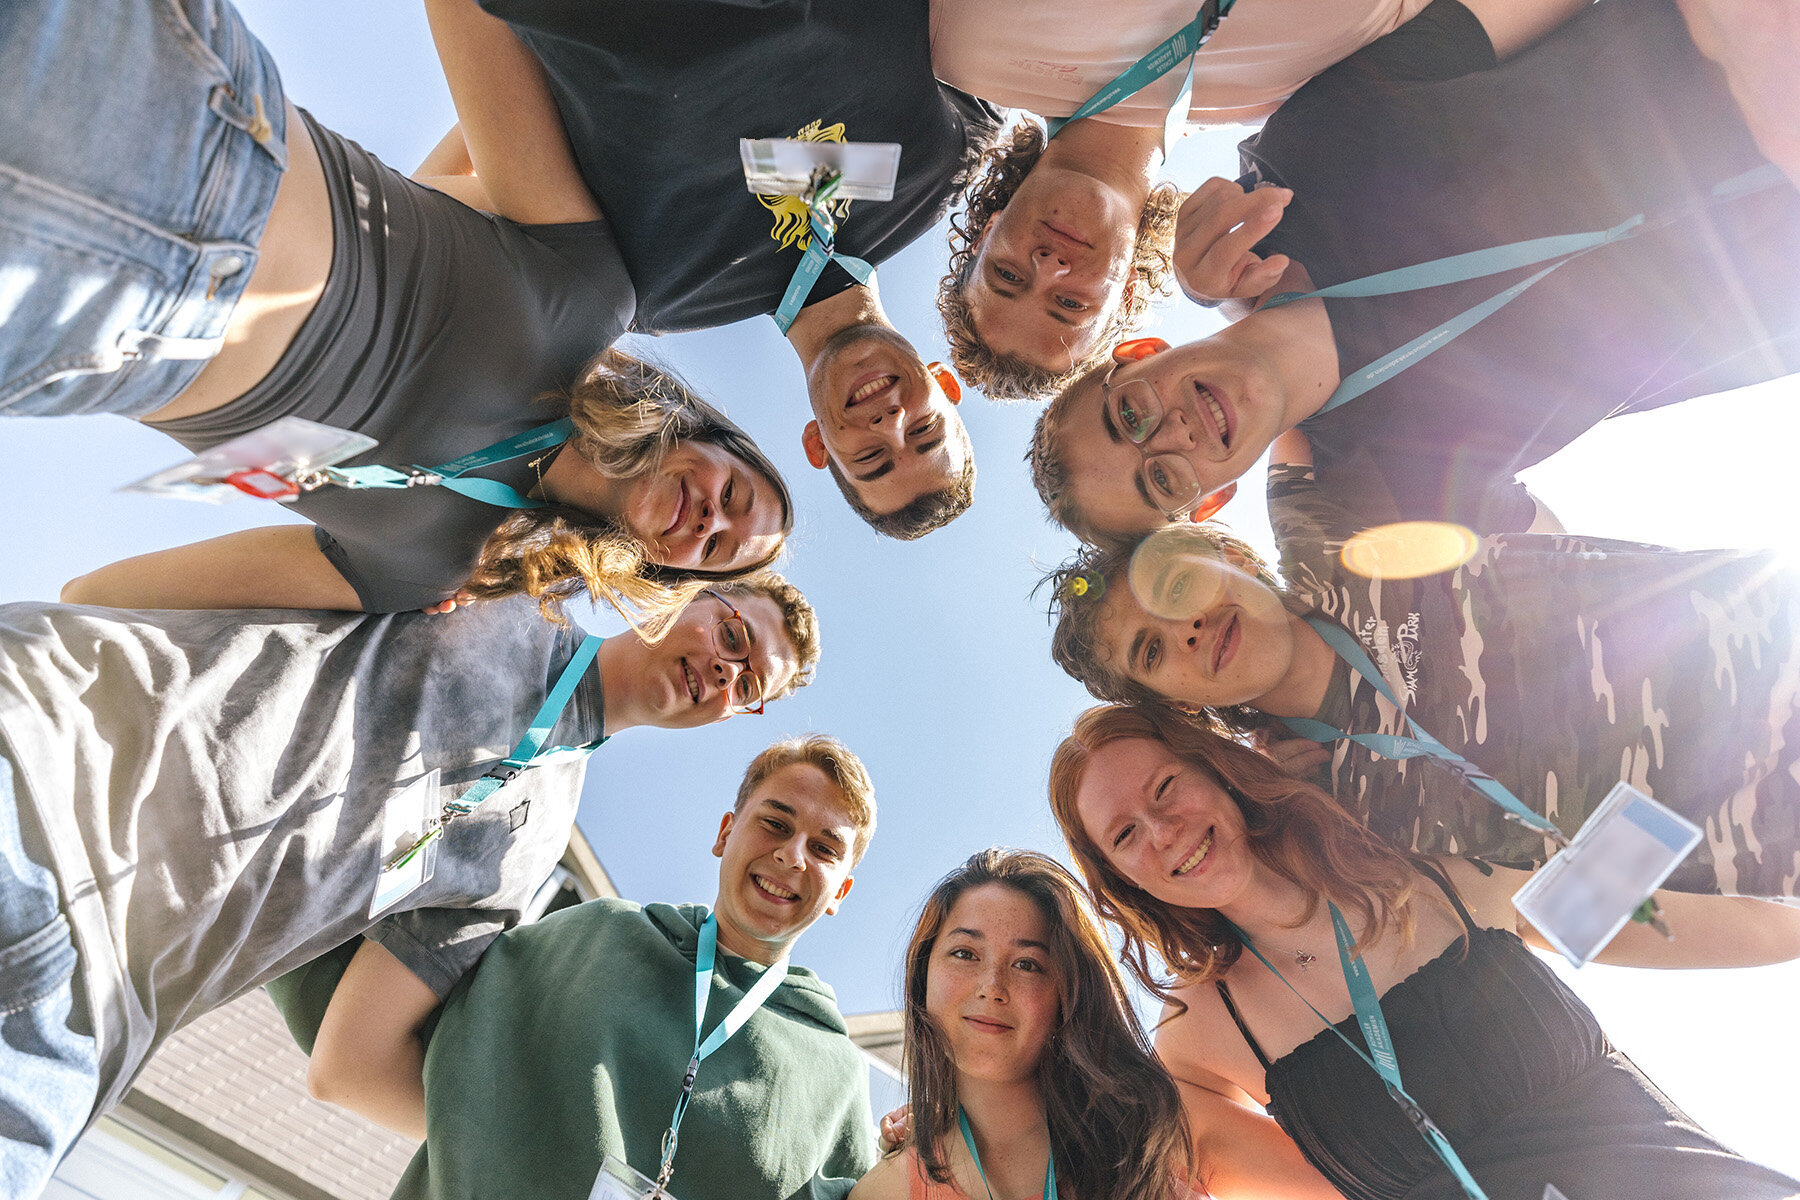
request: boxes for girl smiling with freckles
[850,849,1192,1200]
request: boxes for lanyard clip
[1501,809,1571,849]
[402,466,445,487]
[1384,1082,1445,1140]
[482,761,524,784]
[681,1053,700,1096]
[291,466,348,492]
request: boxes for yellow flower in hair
[1070,577,1090,597]
[760,120,852,251]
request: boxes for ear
[926,362,963,404]
[1112,337,1169,363]
[801,420,830,470]
[712,811,735,858]
[1188,482,1238,523]
[824,873,855,917]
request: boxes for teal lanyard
[657,915,790,1188]
[1044,1,1234,142]
[1229,906,1489,1200]
[386,633,605,870]
[957,1108,1058,1200]
[1282,617,1567,846]
[312,417,574,509]
[771,198,877,334]
[1261,164,1787,416]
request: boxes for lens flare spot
[1340,521,1479,580]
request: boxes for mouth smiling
[752,873,800,902]
[1212,611,1240,675]
[847,373,900,410]
[1041,219,1092,250]
[662,479,690,539]
[1173,827,1216,877]
[963,1014,1014,1034]
[1195,382,1233,452]
[680,658,701,704]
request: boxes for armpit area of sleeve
[365,910,505,1000]
[312,526,456,615]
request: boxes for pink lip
[1040,219,1092,250]
[963,1015,1014,1034]
[844,368,899,410]
[1212,611,1239,675]
[662,479,689,539]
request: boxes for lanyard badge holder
[590,914,788,1200]
[380,635,604,907]
[121,415,573,509]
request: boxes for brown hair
[1038,523,1290,737]
[1027,365,1111,542]
[938,120,1183,402]
[823,416,976,540]
[1047,705,1425,999]
[902,848,1194,1200]
[464,350,794,631]
[710,571,820,701]
[734,734,877,862]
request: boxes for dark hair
[903,848,1194,1200]
[1038,522,1290,737]
[466,350,794,631]
[1048,705,1428,1001]
[825,417,977,540]
[938,120,1183,402]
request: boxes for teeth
[1174,829,1214,876]
[754,875,798,900]
[1200,386,1227,444]
[683,661,700,702]
[851,376,897,404]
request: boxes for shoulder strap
[1213,980,1275,1072]
[1412,858,1479,936]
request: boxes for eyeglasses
[1100,361,1205,521]
[703,590,767,715]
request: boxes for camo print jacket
[1269,462,1800,897]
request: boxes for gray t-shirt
[0,597,605,1113]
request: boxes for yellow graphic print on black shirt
[759,120,853,252]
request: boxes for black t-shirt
[478,0,1002,333]
[1238,0,1800,531]
[153,111,636,612]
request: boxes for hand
[1173,178,1294,309]
[1252,733,1331,777]
[877,1104,910,1155]
[421,589,477,616]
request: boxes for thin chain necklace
[527,446,561,502]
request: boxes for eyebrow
[852,458,896,483]
[948,927,1050,952]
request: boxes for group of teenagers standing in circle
[2,0,1799,1198]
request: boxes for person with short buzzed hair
[305,735,881,1200]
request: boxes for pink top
[906,1149,1042,1200]
[930,0,1432,127]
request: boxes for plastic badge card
[740,137,901,201]
[370,770,440,918]
[1512,782,1701,967]
[1544,1187,1570,1199]
[118,415,376,503]
[590,1155,678,1200]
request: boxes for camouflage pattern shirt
[1270,462,1800,896]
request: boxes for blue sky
[5,0,1797,1178]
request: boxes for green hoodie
[391,898,876,1200]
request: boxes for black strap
[1412,858,1481,936]
[1214,979,1275,1072]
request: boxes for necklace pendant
[1293,950,1318,971]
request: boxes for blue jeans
[0,0,288,418]
[0,753,97,1199]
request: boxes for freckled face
[925,883,1062,1085]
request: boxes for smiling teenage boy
[0,577,815,1194]
[1030,0,1800,543]
[304,736,879,1200]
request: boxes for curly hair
[938,119,1183,402]
[464,350,793,633]
[902,848,1194,1200]
[1038,521,1290,738]
[1047,704,1429,1001]
[823,415,976,540]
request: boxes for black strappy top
[1214,865,1800,1200]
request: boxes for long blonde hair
[465,350,793,633]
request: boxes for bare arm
[412,122,497,211]
[422,0,602,225]
[308,940,440,1140]
[1674,0,1800,191]
[60,526,364,611]
[1459,0,1594,59]
[1444,857,1800,969]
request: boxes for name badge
[740,137,900,202]
[119,415,375,503]
[589,1154,680,1200]
[1512,782,1702,966]
[370,769,441,918]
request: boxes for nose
[1182,613,1208,652]
[1147,404,1195,452]
[773,828,808,868]
[711,656,745,689]
[1033,246,1070,278]
[976,962,1009,1002]
[866,392,908,437]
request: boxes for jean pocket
[0,167,185,415]
[0,912,77,1018]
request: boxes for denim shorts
[0,0,288,418]
[0,753,98,1198]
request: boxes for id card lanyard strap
[1229,908,1489,1200]
[1261,164,1786,416]
[1044,2,1235,146]
[387,633,604,871]
[657,915,790,1190]
[1282,617,1566,846]
[772,196,876,334]
[311,418,575,509]
[958,1108,1058,1200]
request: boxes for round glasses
[1100,362,1205,520]
[704,590,767,715]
